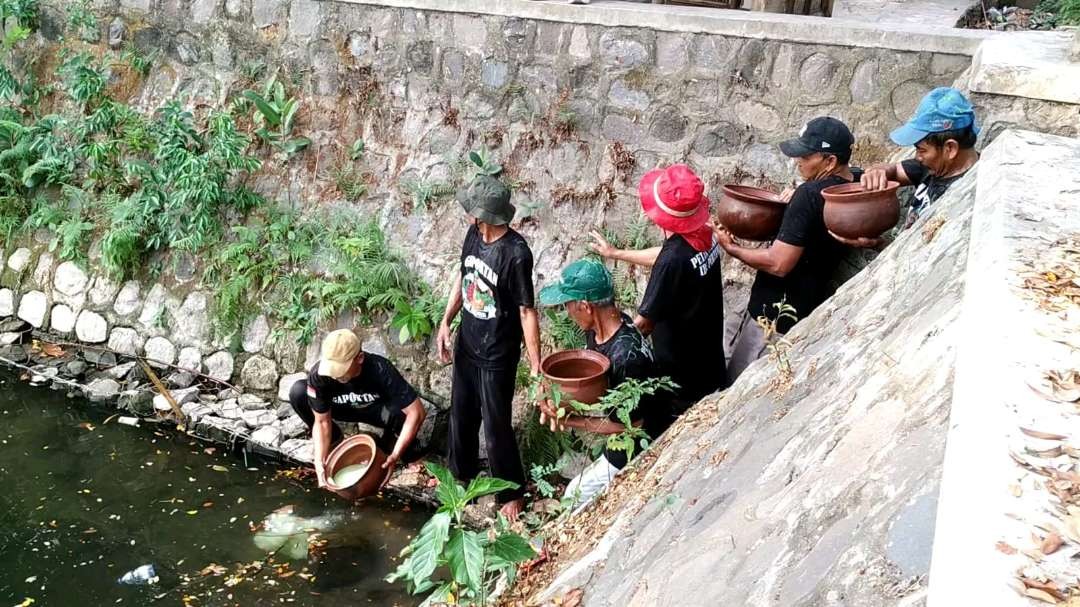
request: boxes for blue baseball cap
[890,87,979,147]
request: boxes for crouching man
[537,259,673,512]
[289,329,426,490]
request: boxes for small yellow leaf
[211,465,228,472]
[186,510,198,515]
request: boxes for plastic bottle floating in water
[332,462,371,488]
[118,564,158,585]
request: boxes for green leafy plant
[242,75,312,157]
[58,51,107,110]
[467,148,502,178]
[66,0,96,40]
[120,45,155,77]
[0,0,39,29]
[402,178,454,213]
[567,376,677,461]
[543,308,586,350]
[386,463,535,606]
[349,138,365,161]
[756,299,798,378]
[332,162,367,201]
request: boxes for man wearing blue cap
[856,87,979,235]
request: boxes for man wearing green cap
[537,259,671,511]
[437,175,542,520]
[839,87,980,247]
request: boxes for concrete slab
[928,129,1080,606]
[832,0,972,28]
[970,31,1080,105]
[333,0,999,55]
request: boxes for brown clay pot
[717,185,788,241]
[323,434,388,501]
[541,350,610,405]
[821,181,901,239]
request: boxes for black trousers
[289,379,420,460]
[447,355,525,503]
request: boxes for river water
[0,370,426,606]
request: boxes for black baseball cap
[779,117,854,163]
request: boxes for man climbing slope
[436,175,542,520]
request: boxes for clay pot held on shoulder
[541,350,610,405]
[821,181,901,239]
[716,185,787,241]
[323,434,388,501]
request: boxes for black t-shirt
[747,171,860,334]
[587,315,669,469]
[901,159,970,220]
[305,352,418,418]
[455,225,535,369]
[638,234,727,402]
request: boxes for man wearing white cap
[289,329,427,490]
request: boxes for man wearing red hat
[717,117,860,380]
[590,164,727,409]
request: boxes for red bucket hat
[638,164,710,234]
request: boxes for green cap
[456,175,515,226]
[539,259,614,306]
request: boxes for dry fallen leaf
[1026,588,1060,604]
[562,588,585,607]
[996,540,1018,555]
[1009,483,1024,497]
[1021,427,1070,441]
[1040,532,1064,554]
[199,563,227,576]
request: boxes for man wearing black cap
[717,117,861,380]
[436,174,542,520]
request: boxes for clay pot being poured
[821,181,901,239]
[541,350,610,405]
[323,434,388,501]
[716,185,788,241]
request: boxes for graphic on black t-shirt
[901,159,970,219]
[747,171,861,334]
[638,234,726,401]
[455,225,535,368]
[462,257,499,320]
[305,352,418,416]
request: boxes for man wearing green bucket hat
[537,259,673,512]
[437,174,542,520]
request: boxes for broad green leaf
[445,529,485,591]
[398,324,410,344]
[468,151,482,167]
[408,511,451,584]
[486,532,535,568]
[485,162,503,176]
[281,99,299,133]
[282,137,311,155]
[418,582,455,607]
[426,462,466,511]
[241,90,280,126]
[463,476,518,503]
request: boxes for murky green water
[0,371,426,606]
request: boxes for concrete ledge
[332,0,998,55]
[970,32,1080,105]
[928,129,1080,605]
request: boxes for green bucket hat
[456,175,515,226]
[539,259,614,306]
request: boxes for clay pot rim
[541,349,610,384]
[324,434,378,491]
[720,184,787,207]
[821,181,901,202]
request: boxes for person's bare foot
[499,498,524,521]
